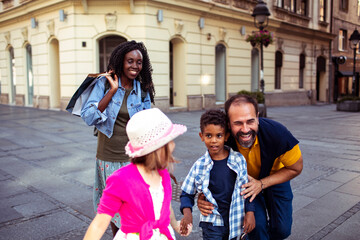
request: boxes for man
[198,95,303,240]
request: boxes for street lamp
[252,0,270,93]
[349,29,360,96]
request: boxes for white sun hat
[125,108,187,158]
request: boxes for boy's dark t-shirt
[201,156,237,228]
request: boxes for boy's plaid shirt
[181,147,250,239]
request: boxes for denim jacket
[80,76,151,138]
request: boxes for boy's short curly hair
[200,109,228,133]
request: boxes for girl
[83,108,192,240]
[81,40,155,236]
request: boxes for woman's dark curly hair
[200,109,228,133]
[107,40,155,103]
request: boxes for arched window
[49,39,60,108]
[251,48,259,92]
[215,44,226,102]
[9,46,16,104]
[26,44,33,105]
[169,38,186,107]
[275,51,283,89]
[99,36,127,72]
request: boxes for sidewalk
[0,104,359,240]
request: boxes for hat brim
[125,124,187,158]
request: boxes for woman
[81,40,155,236]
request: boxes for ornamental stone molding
[105,13,117,31]
[4,31,10,45]
[219,27,226,41]
[321,45,326,56]
[174,19,184,35]
[302,42,307,52]
[21,27,28,42]
[277,38,284,51]
[47,19,55,36]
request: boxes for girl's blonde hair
[131,142,176,172]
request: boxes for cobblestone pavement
[0,104,359,240]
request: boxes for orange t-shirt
[237,136,301,179]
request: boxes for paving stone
[325,171,360,183]
[0,138,22,151]
[2,190,50,207]
[15,149,70,161]
[292,193,316,213]
[291,167,329,191]
[69,200,95,220]
[0,206,23,224]
[0,211,88,239]
[288,208,334,240]
[0,179,29,200]
[296,180,342,199]
[47,225,113,240]
[311,204,360,240]
[36,156,93,175]
[63,168,94,187]
[305,191,360,218]
[335,176,360,197]
[13,198,57,217]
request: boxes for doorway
[49,39,60,108]
[26,44,33,105]
[316,56,326,101]
[251,48,260,92]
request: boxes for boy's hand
[180,208,193,235]
[243,211,255,234]
[179,220,193,236]
[197,193,214,216]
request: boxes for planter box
[336,100,360,112]
[259,103,267,117]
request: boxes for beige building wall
[0,0,336,111]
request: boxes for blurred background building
[0,0,358,112]
[331,0,360,101]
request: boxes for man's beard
[235,130,257,148]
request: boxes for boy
[180,109,255,240]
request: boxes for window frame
[338,29,347,51]
[275,51,283,90]
[299,53,306,89]
[340,0,348,12]
[319,0,326,22]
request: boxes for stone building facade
[0,0,336,111]
[330,0,360,101]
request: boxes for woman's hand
[105,70,119,92]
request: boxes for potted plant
[336,95,360,112]
[237,90,266,117]
[245,30,274,47]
